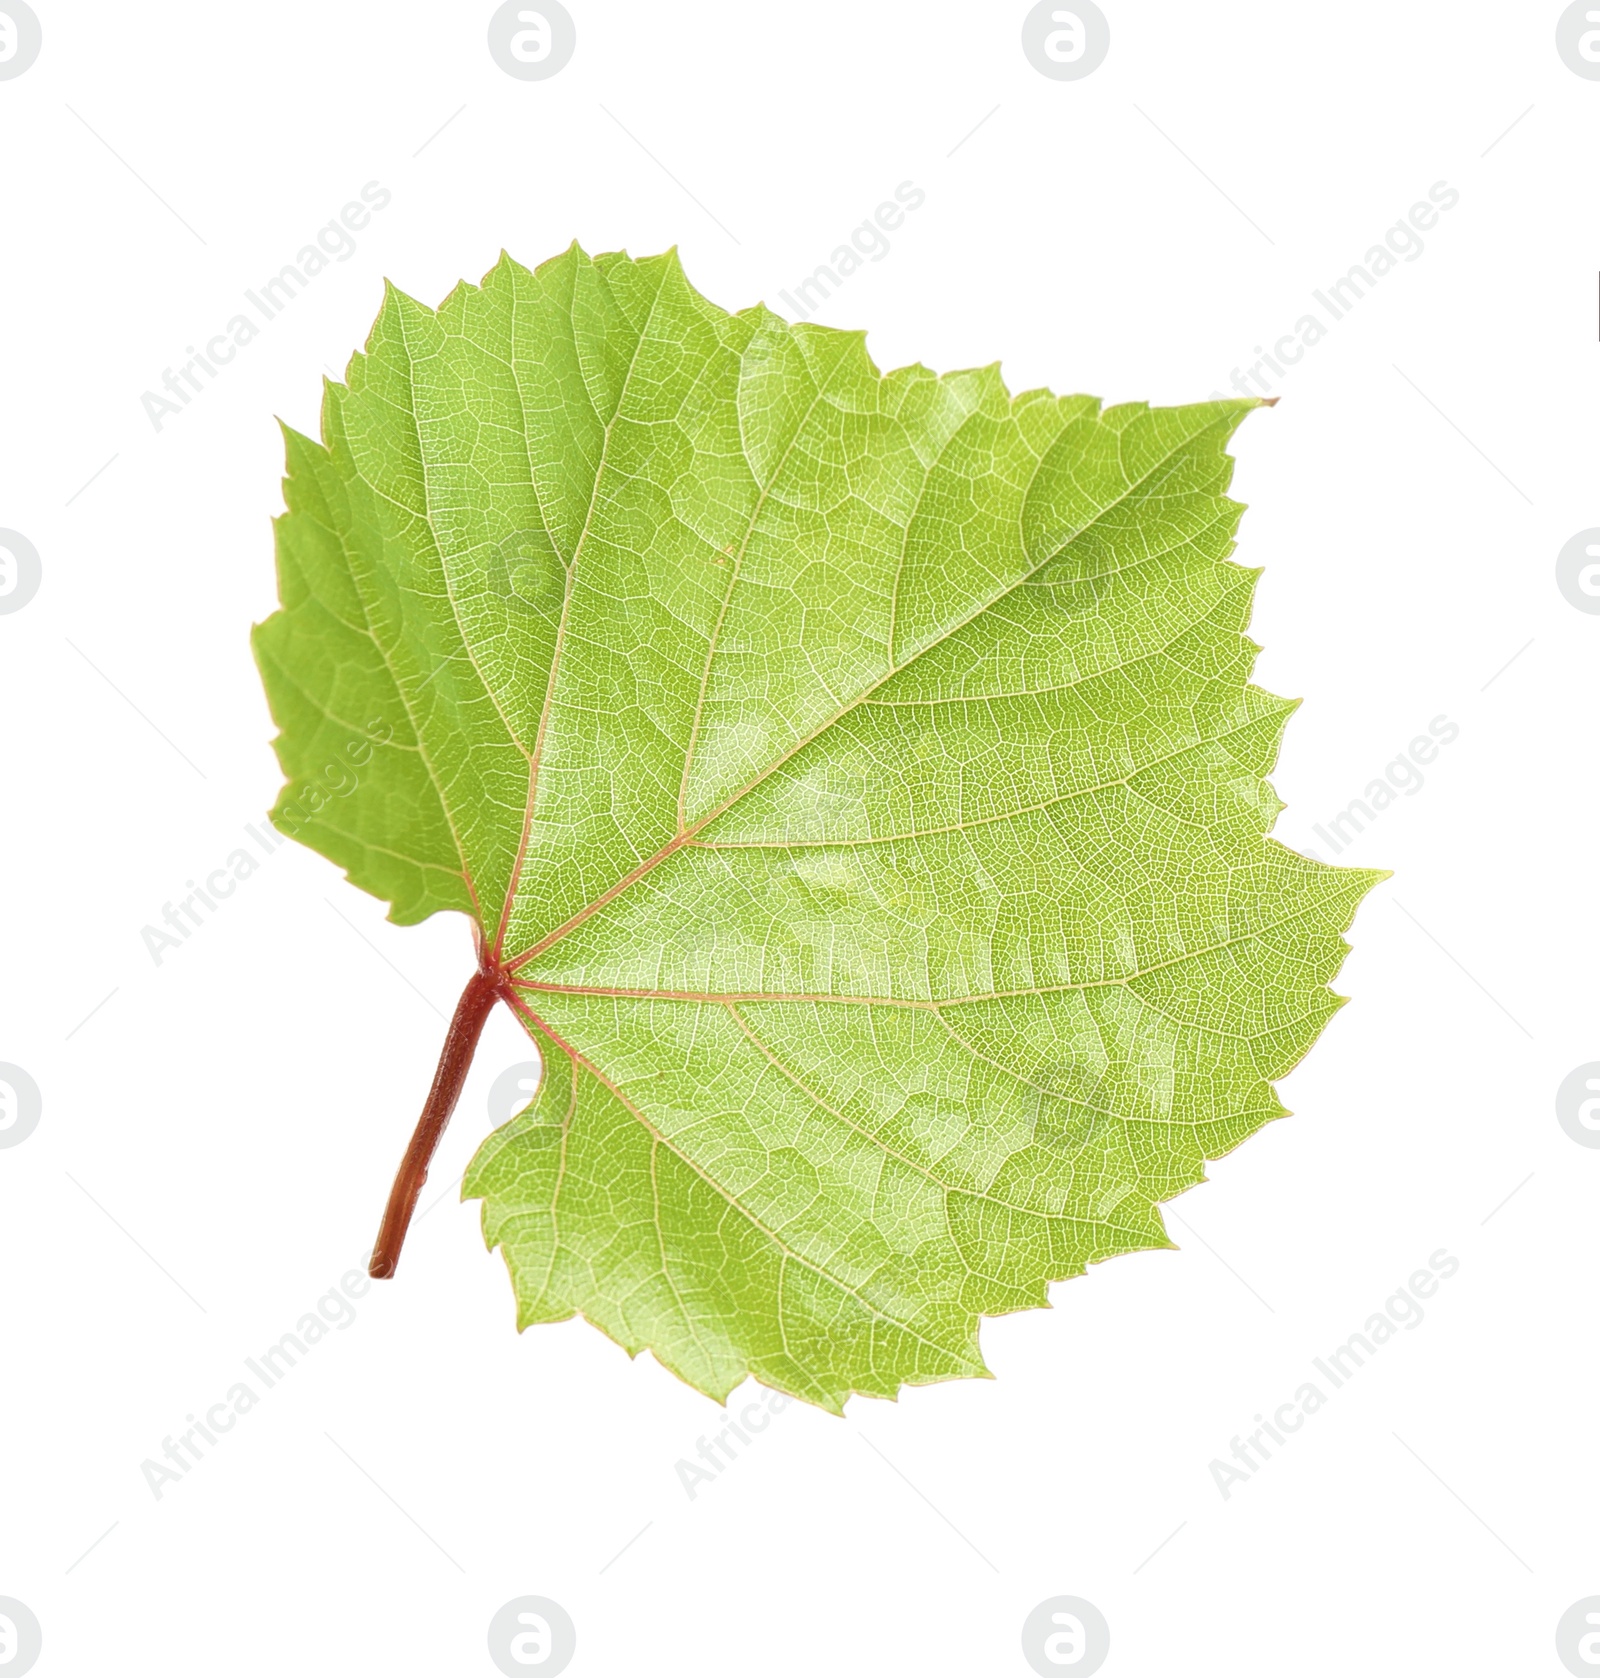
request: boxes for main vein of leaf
[507,888,1359,1014]
[488,260,582,957]
[491,263,673,960]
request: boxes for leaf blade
[256,244,1382,1409]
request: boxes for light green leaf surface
[254,244,1380,1412]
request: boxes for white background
[2,2,1595,1673]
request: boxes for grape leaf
[253,244,1381,1412]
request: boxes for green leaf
[253,244,1381,1412]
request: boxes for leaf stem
[368,964,503,1279]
